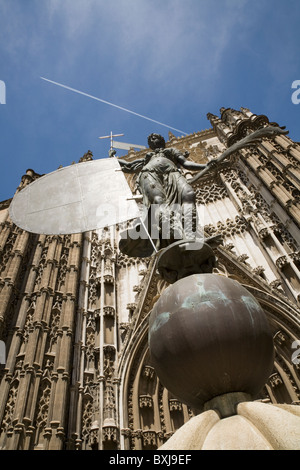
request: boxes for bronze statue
[118,126,288,262]
[118,133,213,257]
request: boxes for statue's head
[148,133,165,150]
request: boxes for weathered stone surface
[237,402,300,450]
[159,410,220,450]
[160,402,300,450]
[201,415,272,450]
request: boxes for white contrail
[40,77,188,135]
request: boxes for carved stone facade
[0,107,299,450]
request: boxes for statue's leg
[181,185,197,240]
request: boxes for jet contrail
[40,77,188,135]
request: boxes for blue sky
[0,0,299,202]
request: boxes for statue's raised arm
[190,125,288,183]
[117,157,146,173]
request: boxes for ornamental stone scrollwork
[225,112,271,146]
[194,182,227,205]
[204,216,248,238]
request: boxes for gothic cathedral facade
[0,107,299,450]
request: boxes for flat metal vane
[9,158,140,235]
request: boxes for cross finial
[99,131,124,156]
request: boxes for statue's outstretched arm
[189,125,289,184]
[174,151,207,171]
[118,157,145,173]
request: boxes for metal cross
[99,131,124,151]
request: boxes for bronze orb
[148,274,274,410]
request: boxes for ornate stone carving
[258,228,270,240]
[237,254,249,264]
[0,229,18,274]
[169,398,182,411]
[252,266,265,276]
[103,346,115,379]
[34,379,51,441]
[121,428,132,438]
[274,331,288,346]
[102,425,118,442]
[276,256,289,269]
[142,431,157,447]
[0,381,19,436]
[194,181,227,204]
[269,372,283,388]
[270,279,283,290]
[104,274,114,284]
[103,306,115,317]
[204,216,248,238]
[56,245,69,291]
[139,395,153,408]
[142,365,155,380]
